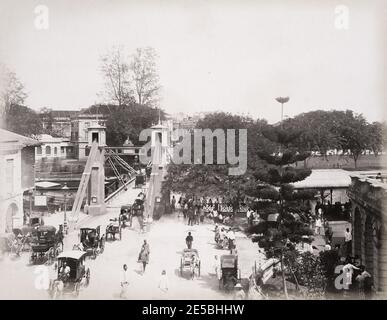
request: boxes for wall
[0,150,24,232]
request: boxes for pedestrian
[183,202,188,219]
[120,264,129,298]
[138,240,150,274]
[227,228,236,252]
[355,265,372,299]
[342,259,360,295]
[246,208,253,227]
[208,198,213,211]
[186,232,193,249]
[214,198,219,213]
[234,283,246,300]
[344,228,352,256]
[171,195,176,212]
[315,216,322,235]
[188,204,195,226]
[158,270,169,293]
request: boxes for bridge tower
[86,124,106,215]
[70,124,107,221]
[150,118,170,165]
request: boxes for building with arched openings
[348,172,387,296]
[0,129,40,233]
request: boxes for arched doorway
[5,203,18,233]
[364,215,376,287]
[354,207,362,259]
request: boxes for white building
[0,129,40,233]
[35,134,74,159]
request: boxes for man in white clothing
[120,264,129,298]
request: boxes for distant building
[0,129,40,233]
[41,110,79,138]
[348,171,387,294]
[35,134,74,159]
[70,113,107,159]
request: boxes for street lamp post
[62,183,69,234]
[275,97,290,127]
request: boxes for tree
[82,103,164,147]
[285,251,328,298]
[247,123,314,299]
[0,65,27,117]
[2,104,43,137]
[100,46,134,106]
[332,110,370,168]
[162,112,266,203]
[366,121,386,156]
[289,110,341,157]
[130,47,161,106]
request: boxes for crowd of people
[171,195,241,226]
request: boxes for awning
[35,181,61,188]
[292,169,352,189]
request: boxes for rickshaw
[180,248,201,279]
[48,250,90,299]
[105,219,122,241]
[119,205,133,228]
[74,225,105,259]
[29,226,62,264]
[219,254,241,291]
[135,174,146,188]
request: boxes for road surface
[0,183,264,300]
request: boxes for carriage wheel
[29,251,35,265]
[100,239,105,253]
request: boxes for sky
[0,0,386,123]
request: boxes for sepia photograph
[0,0,387,308]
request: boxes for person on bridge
[185,232,193,249]
[138,240,150,274]
[158,270,169,293]
[171,196,176,212]
[120,264,129,298]
[227,228,236,251]
[187,203,195,226]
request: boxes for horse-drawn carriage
[180,248,201,279]
[73,225,105,259]
[106,219,122,241]
[48,250,90,299]
[30,226,63,264]
[119,205,133,228]
[219,254,241,291]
